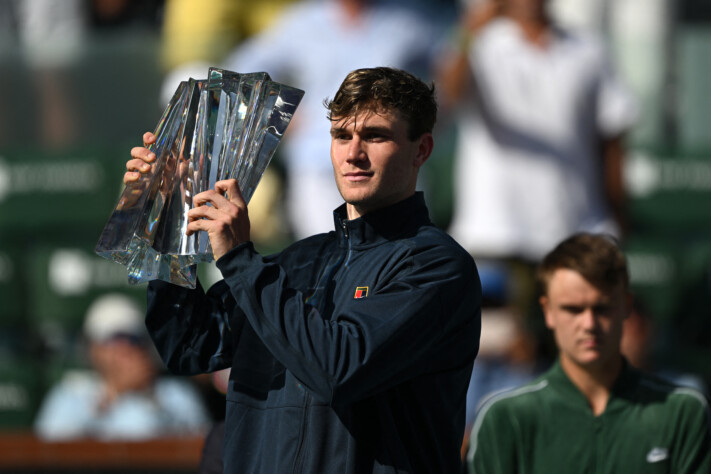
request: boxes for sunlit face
[330,109,432,220]
[541,269,629,372]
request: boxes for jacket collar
[548,357,637,414]
[332,192,432,248]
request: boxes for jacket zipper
[342,221,353,266]
[293,391,311,474]
[293,221,351,473]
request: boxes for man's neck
[507,12,551,48]
[560,354,623,416]
[345,192,417,221]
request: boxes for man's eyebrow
[330,124,394,137]
[360,125,393,135]
[330,126,348,136]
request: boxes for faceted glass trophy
[125,69,243,287]
[95,68,304,288]
[122,78,206,287]
[94,80,196,266]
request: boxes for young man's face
[541,268,629,372]
[330,109,432,219]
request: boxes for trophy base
[125,237,201,289]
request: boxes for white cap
[83,293,146,343]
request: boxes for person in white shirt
[440,0,638,263]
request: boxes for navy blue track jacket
[145,192,482,473]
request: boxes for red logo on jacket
[354,287,369,299]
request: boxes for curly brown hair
[537,233,629,296]
[324,67,437,140]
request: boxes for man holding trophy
[124,67,481,473]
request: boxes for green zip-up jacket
[467,359,710,473]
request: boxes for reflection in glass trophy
[94,80,195,266]
[95,68,304,288]
[123,78,205,287]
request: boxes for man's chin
[341,190,374,207]
[565,349,604,368]
[575,350,622,371]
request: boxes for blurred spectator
[4,0,88,148]
[159,0,295,82]
[441,0,637,261]
[621,299,708,395]
[89,0,164,29]
[0,0,163,148]
[217,0,447,239]
[437,0,638,353]
[34,293,210,440]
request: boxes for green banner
[0,147,127,235]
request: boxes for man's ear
[624,292,633,320]
[540,296,554,330]
[414,133,434,168]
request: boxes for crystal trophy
[94,81,196,267]
[95,68,304,288]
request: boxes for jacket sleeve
[671,389,711,474]
[467,400,519,474]
[216,240,481,408]
[145,278,245,375]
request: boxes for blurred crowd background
[0,0,710,470]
